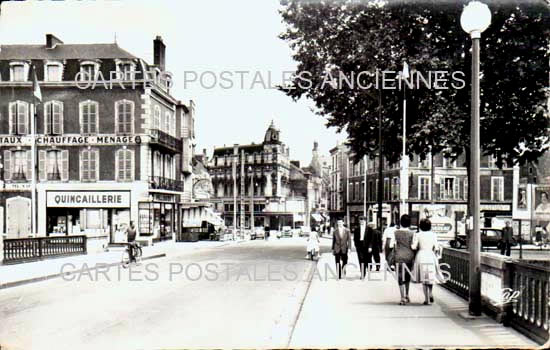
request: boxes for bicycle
[122,242,142,268]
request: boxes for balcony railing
[149,176,183,192]
[149,128,182,152]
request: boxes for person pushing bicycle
[126,221,138,263]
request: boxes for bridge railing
[2,236,87,264]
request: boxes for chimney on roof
[46,34,63,49]
[154,36,166,71]
[203,148,207,158]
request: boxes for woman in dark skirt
[390,214,416,305]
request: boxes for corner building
[0,34,194,247]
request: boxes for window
[392,177,400,200]
[491,176,504,201]
[442,157,456,168]
[384,178,390,201]
[9,101,29,135]
[44,101,63,135]
[463,178,468,200]
[419,176,431,200]
[440,177,458,200]
[3,150,31,181]
[45,62,63,82]
[153,106,161,130]
[38,149,68,181]
[116,149,134,181]
[116,60,136,80]
[164,112,172,133]
[79,100,98,134]
[420,154,431,168]
[80,149,99,181]
[80,61,99,81]
[115,100,134,134]
[488,155,497,169]
[10,62,28,82]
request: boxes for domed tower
[264,120,281,144]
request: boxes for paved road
[0,238,328,350]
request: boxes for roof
[213,143,264,156]
[0,43,137,60]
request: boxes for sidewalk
[0,240,237,289]
[289,253,538,348]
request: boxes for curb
[0,253,166,290]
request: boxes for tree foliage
[279,0,550,166]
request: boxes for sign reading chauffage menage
[47,191,130,208]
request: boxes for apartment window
[392,177,400,200]
[45,62,63,82]
[440,177,458,200]
[116,149,134,181]
[44,101,63,135]
[420,155,431,168]
[10,62,28,82]
[3,150,31,181]
[79,100,99,134]
[419,176,431,200]
[463,178,468,200]
[9,101,29,135]
[116,60,136,80]
[80,62,99,81]
[38,149,68,181]
[491,176,504,201]
[115,100,134,134]
[80,149,99,181]
[153,106,161,130]
[442,157,456,168]
[164,112,173,135]
[384,178,390,201]
[488,155,497,169]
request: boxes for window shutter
[80,150,87,181]
[439,177,444,200]
[92,104,98,134]
[53,103,62,134]
[9,103,15,135]
[20,103,29,135]
[454,178,459,200]
[115,102,120,134]
[61,150,69,181]
[25,150,32,181]
[4,150,11,181]
[93,150,99,181]
[115,150,120,181]
[81,103,88,134]
[45,103,52,134]
[38,150,46,181]
[127,151,133,181]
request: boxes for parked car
[450,228,517,249]
[251,227,265,240]
[277,226,292,238]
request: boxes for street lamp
[460,0,491,317]
[400,61,410,218]
[248,166,254,232]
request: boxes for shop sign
[4,183,31,191]
[153,194,175,202]
[36,135,142,146]
[480,204,511,211]
[47,191,130,208]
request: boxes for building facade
[208,122,323,231]
[0,34,194,248]
[328,143,348,226]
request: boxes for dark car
[451,228,517,249]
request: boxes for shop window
[3,150,31,181]
[44,101,63,135]
[9,101,29,135]
[116,149,134,181]
[79,100,98,134]
[39,149,69,181]
[80,148,99,181]
[115,100,134,135]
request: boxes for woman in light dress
[411,219,447,305]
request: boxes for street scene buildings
[0,1,548,349]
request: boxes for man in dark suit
[500,221,514,256]
[353,216,368,279]
[332,219,352,279]
[365,224,383,271]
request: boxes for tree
[279,0,550,167]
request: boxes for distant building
[208,121,325,231]
[328,142,348,226]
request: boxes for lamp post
[249,166,254,233]
[460,0,491,316]
[400,62,410,218]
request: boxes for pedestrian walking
[332,219,351,279]
[382,223,398,268]
[366,224,382,271]
[353,216,368,279]
[500,221,513,256]
[390,214,415,305]
[411,219,446,305]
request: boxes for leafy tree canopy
[279,0,550,166]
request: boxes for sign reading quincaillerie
[47,191,130,208]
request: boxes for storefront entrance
[6,196,31,238]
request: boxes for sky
[0,0,341,165]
